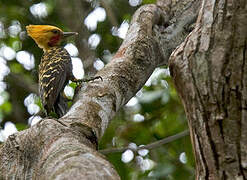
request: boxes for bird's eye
[51,29,59,34]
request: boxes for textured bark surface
[170,0,247,179]
[0,0,200,179]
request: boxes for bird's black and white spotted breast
[39,47,72,112]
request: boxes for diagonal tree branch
[99,130,189,154]
[61,0,200,140]
[61,4,164,140]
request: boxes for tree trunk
[169,0,247,179]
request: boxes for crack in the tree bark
[241,40,246,101]
[229,10,247,177]
[205,125,220,170]
[189,67,210,178]
[221,48,231,123]
[218,119,224,141]
[223,170,226,179]
[218,0,227,31]
[196,132,209,179]
[240,40,247,180]
[205,48,221,172]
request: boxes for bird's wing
[39,47,72,114]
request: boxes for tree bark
[0,0,202,179]
[170,0,247,179]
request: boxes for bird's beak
[63,32,78,37]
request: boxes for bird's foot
[73,76,103,85]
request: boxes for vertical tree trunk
[169,0,247,179]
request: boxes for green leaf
[142,0,157,5]
[9,63,23,73]
[15,123,28,131]
[0,101,12,114]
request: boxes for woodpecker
[26,25,79,117]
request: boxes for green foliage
[0,0,194,179]
[142,0,157,5]
[15,123,28,131]
[0,101,12,114]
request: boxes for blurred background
[0,0,194,179]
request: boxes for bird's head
[26,25,78,51]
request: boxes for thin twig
[99,130,189,154]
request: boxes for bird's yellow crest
[26,25,63,51]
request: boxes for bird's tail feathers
[54,94,69,118]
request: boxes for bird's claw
[93,76,103,81]
[74,76,103,84]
